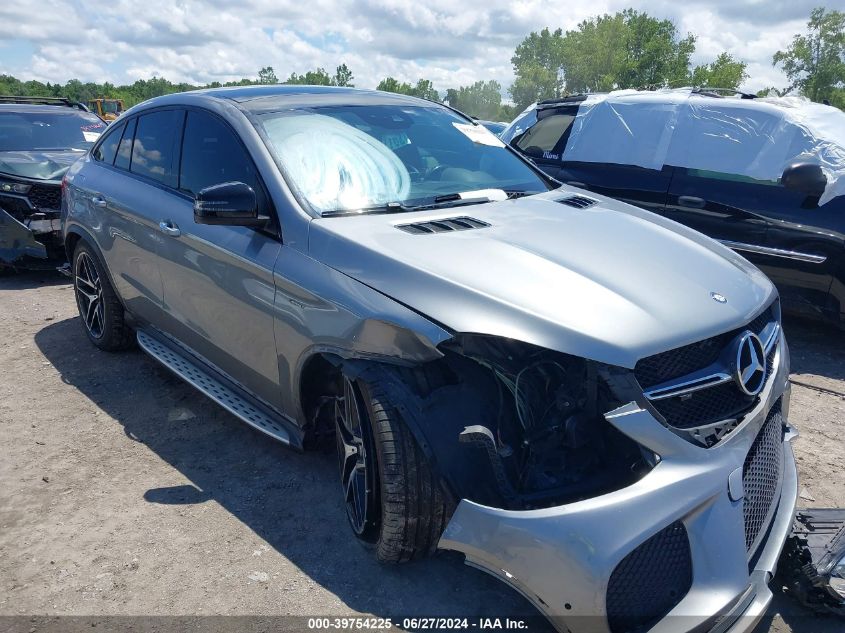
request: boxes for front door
[154,108,284,410]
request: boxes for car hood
[0,150,85,182]
[308,190,776,368]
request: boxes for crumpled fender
[0,207,47,264]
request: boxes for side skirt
[136,329,301,450]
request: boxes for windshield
[258,104,551,215]
[0,111,106,152]
[102,101,121,114]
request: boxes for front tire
[72,241,134,351]
[335,374,454,563]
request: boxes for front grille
[28,184,61,211]
[606,521,692,633]
[743,403,784,553]
[635,300,778,389]
[650,382,755,430]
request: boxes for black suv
[0,96,106,268]
[503,90,845,326]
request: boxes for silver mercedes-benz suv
[62,85,797,633]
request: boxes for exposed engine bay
[317,335,653,510]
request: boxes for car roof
[133,85,440,115]
[0,103,89,112]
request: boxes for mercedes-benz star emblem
[734,332,767,396]
[711,292,728,304]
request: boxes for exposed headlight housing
[0,179,32,195]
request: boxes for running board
[137,330,291,445]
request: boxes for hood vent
[558,195,597,209]
[397,216,490,235]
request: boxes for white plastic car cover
[558,88,845,205]
[262,113,411,213]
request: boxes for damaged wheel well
[299,338,655,511]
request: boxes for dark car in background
[0,96,106,268]
[503,89,845,326]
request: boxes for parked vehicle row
[0,96,106,267]
[58,85,798,633]
[502,89,845,327]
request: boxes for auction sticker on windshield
[452,122,505,148]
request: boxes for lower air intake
[606,521,692,633]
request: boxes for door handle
[678,195,706,209]
[91,195,108,208]
[158,220,181,237]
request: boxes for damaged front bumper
[439,332,798,633]
[0,206,61,267]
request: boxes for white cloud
[0,0,814,94]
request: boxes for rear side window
[114,118,136,171]
[130,110,182,187]
[179,110,263,200]
[93,121,125,164]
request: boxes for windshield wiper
[321,195,498,218]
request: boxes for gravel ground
[1,271,843,633]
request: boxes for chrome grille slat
[635,300,780,445]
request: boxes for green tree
[773,7,845,105]
[510,10,704,109]
[258,66,278,84]
[445,80,503,119]
[509,28,564,107]
[376,77,439,100]
[333,63,354,87]
[690,53,748,90]
[285,68,333,85]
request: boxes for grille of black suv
[28,184,61,211]
[606,521,692,633]
[635,300,780,443]
[0,194,33,221]
[743,403,784,553]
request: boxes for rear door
[74,115,168,326]
[154,108,284,410]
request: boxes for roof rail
[0,95,91,111]
[692,87,757,100]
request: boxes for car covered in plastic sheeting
[0,98,106,268]
[63,86,799,633]
[503,89,845,326]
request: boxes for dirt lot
[1,271,844,633]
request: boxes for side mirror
[782,162,827,197]
[194,181,264,226]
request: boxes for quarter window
[114,118,136,171]
[179,110,262,200]
[130,110,182,187]
[93,121,125,164]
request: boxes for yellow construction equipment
[87,98,124,121]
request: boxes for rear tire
[335,374,454,563]
[72,241,134,351]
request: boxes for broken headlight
[781,508,845,616]
[832,554,845,599]
[438,335,653,509]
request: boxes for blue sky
[0,0,824,95]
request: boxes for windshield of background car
[0,111,106,152]
[257,104,551,215]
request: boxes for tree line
[2,7,842,120]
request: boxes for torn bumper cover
[0,206,48,264]
[439,333,798,633]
